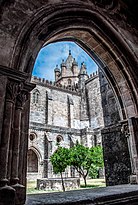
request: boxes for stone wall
[28,74,104,180]
[98,70,120,127]
[86,74,104,129]
[37,178,80,191]
[29,123,83,179]
[102,124,131,186]
[30,82,81,129]
[99,70,131,185]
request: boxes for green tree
[50,146,69,191]
[89,146,104,179]
[69,143,103,187]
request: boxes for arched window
[68,79,72,85]
[94,135,97,146]
[27,149,38,172]
[32,89,40,104]
[33,92,36,103]
[36,93,39,103]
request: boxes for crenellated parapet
[31,76,79,94]
[84,70,99,85]
[89,70,98,79]
[31,70,99,93]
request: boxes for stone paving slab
[26,184,138,205]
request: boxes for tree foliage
[50,143,104,190]
[88,146,104,179]
[50,146,69,191]
[69,143,103,186]
[50,146,69,174]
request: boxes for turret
[79,62,89,81]
[80,62,86,74]
[61,59,66,77]
[72,58,79,75]
[54,65,60,81]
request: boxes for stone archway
[0,1,138,204]
[10,2,138,182]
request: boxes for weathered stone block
[102,124,131,186]
[37,178,80,191]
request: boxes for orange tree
[50,146,69,191]
[69,143,103,187]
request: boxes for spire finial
[69,50,71,55]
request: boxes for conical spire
[72,58,78,66]
[54,64,60,72]
[65,50,74,70]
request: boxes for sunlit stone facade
[27,51,104,180]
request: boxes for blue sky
[33,42,98,81]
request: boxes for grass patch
[80,178,105,189]
[27,178,106,194]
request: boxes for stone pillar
[78,73,89,124]
[11,81,35,205]
[102,123,131,186]
[0,80,20,205]
[0,76,7,144]
[19,96,30,187]
[11,91,28,205]
[67,96,71,128]
[67,96,74,128]
[43,134,49,178]
[45,91,48,124]
[0,66,35,205]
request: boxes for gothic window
[68,79,72,85]
[94,135,97,146]
[33,92,35,103]
[32,89,40,104]
[49,141,52,153]
[36,93,39,103]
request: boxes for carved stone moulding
[0,65,35,97]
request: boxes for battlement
[31,70,98,93]
[89,70,98,79]
[31,76,79,93]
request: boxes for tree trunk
[60,172,65,192]
[83,175,87,187]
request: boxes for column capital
[6,80,23,103]
[16,91,29,109]
[15,81,35,108]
